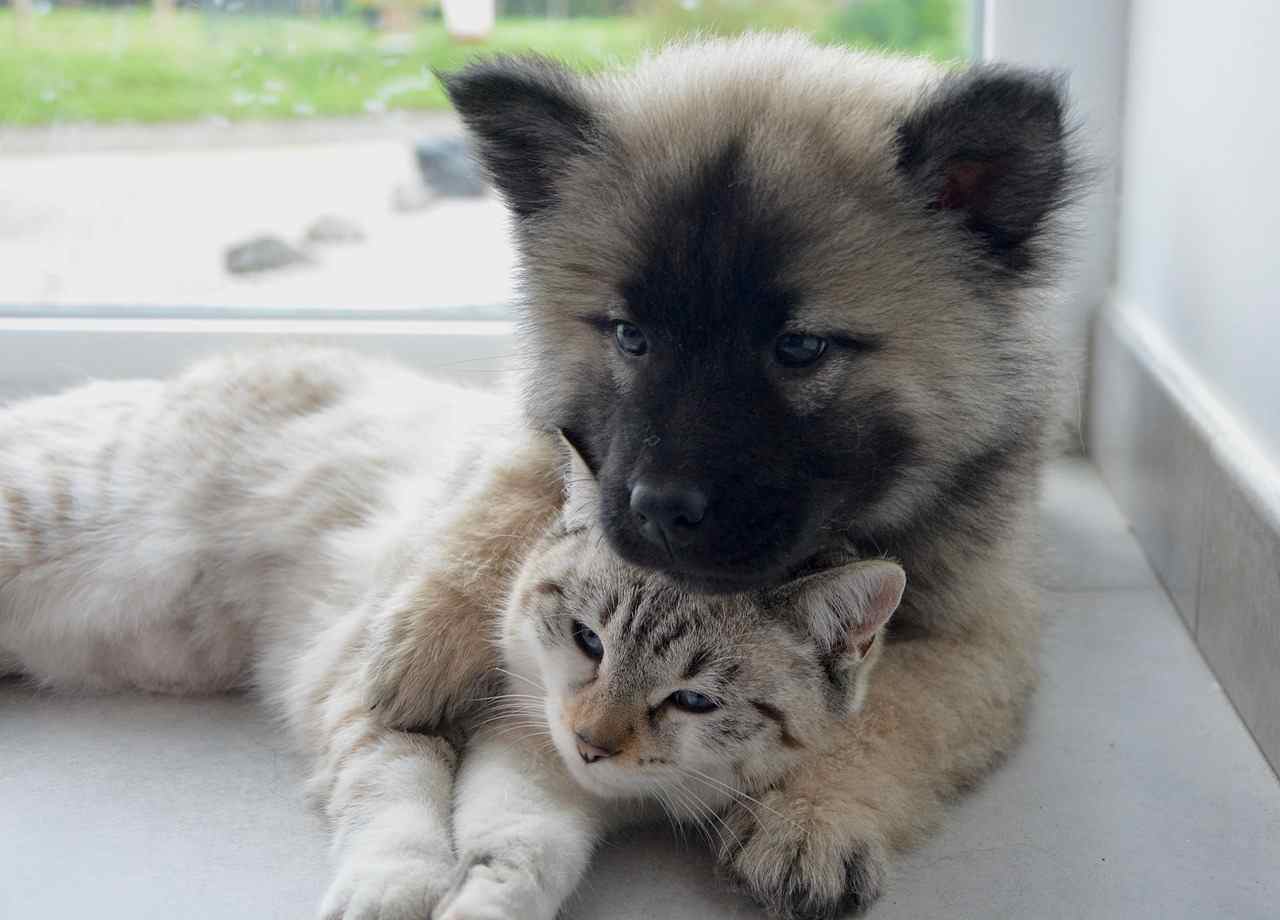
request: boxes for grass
[0,11,654,125]
[0,6,966,126]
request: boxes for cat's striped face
[504,526,904,801]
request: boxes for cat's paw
[432,891,513,920]
[718,789,888,920]
[431,854,545,920]
[319,856,453,920]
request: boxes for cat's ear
[557,429,599,532]
[440,55,603,219]
[782,560,906,668]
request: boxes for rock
[224,235,310,275]
[305,215,365,245]
[392,180,439,214]
[413,136,487,198]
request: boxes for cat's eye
[774,333,827,368]
[614,321,649,357]
[668,689,719,714]
[572,621,604,660]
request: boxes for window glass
[0,0,972,316]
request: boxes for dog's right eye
[775,333,828,368]
[572,621,605,660]
[614,322,649,357]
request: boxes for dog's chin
[604,526,807,595]
[662,568,784,595]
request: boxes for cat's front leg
[315,728,460,920]
[719,595,1038,919]
[295,624,462,920]
[433,732,606,920]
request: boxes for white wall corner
[984,0,1132,450]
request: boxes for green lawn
[0,4,966,126]
[0,11,657,124]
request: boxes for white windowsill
[0,315,519,400]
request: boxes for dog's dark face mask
[444,52,1074,592]
[538,142,916,592]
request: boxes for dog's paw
[718,789,888,919]
[319,855,453,920]
[361,600,502,738]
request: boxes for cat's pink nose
[574,731,616,764]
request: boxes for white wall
[984,0,1130,438]
[1115,0,1280,462]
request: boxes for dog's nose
[575,731,617,764]
[629,480,708,551]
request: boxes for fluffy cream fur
[1,347,904,920]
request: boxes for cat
[432,442,904,920]
[0,347,904,920]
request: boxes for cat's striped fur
[0,348,904,920]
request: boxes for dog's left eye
[669,689,719,713]
[614,322,649,357]
[775,333,828,368]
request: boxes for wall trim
[1102,298,1280,534]
[1092,297,1280,776]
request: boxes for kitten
[0,348,903,920]
[433,441,904,920]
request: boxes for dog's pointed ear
[439,55,602,219]
[897,66,1076,272]
[557,429,599,532]
[781,560,906,669]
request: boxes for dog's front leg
[719,580,1039,918]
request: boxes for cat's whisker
[488,721,555,742]
[678,766,765,817]
[471,699,543,720]
[679,767,804,834]
[474,692,545,704]
[504,731,554,746]
[470,712,540,732]
[490,719,551,732]
[490,667,543,691]
[658,787,695,851]
[671,786,714,851]
[476,696,544,709]
[487,721,550,737]
[662,781,711,842]
[657,783,699,846]
[474,716,550,738]
[681,781,741,852]
[649,786,681,841]
[669,782,732,854]
[475,709,541,723]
